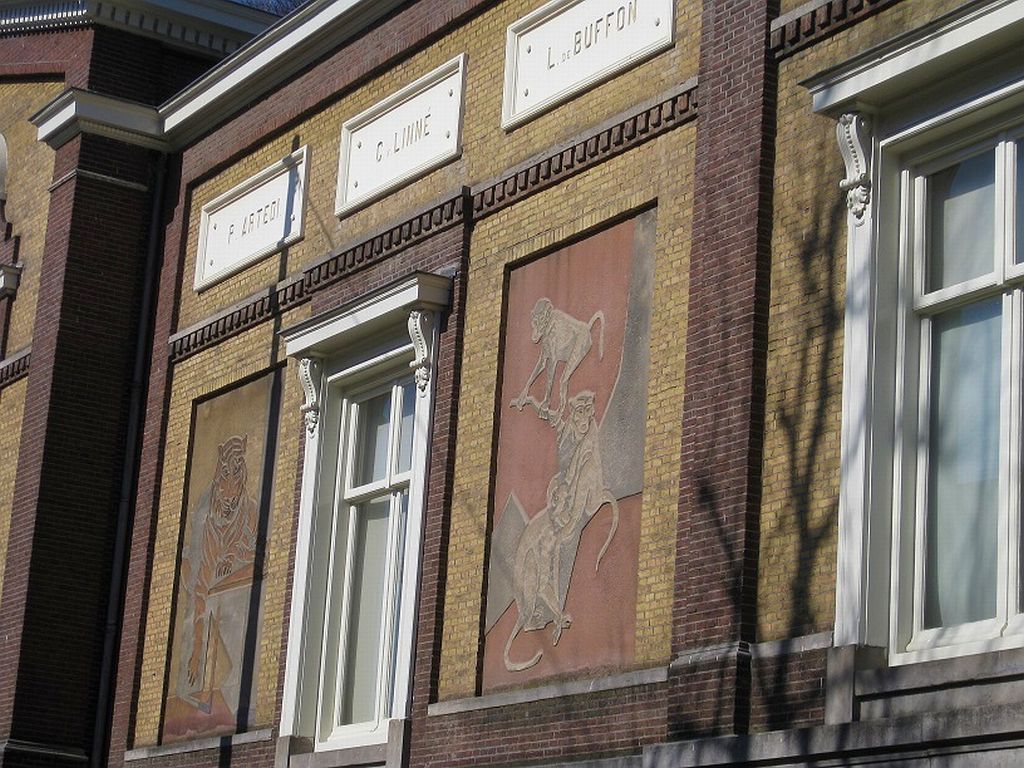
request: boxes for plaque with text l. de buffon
[502,0,674,128]
[335,54,466,216]
[195,146,309,291]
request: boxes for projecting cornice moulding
[30,89,165,151]
[803,0,1024,114]
[27,0,409,151]
[159,0,407,145]
[0,0,276,58]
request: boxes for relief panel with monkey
[483,211,653,691]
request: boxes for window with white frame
[891,128,1024,660]
[278,273,448,756]
[316,369,417,742]
[806,0,1024,665]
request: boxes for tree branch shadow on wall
[677,141,856,763]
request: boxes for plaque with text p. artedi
[502,0,674,129]
[195,146,309,291]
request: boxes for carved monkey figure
[504,477,575,672]
[510,298,605,421]
[503,393,619,672]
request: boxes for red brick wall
[669,0,779,739]
[0,133,154,764]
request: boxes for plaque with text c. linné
[502,0,674,128]
[195,146,308,291]
[336,55,466,216]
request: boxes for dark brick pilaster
[670,0,778,739]
[0,133,156,767]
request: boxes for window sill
[282,720,407,768]
[427,665,667,716]
[124,728,273,761]
[851,644,1024,722]
[858,644,1024,697]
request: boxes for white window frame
[278,273,449,755]
[806,0,1024,664]
[891,130,1024,663]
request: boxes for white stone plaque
[336,54,466,216]
[195,146,308,290]
[502,0,674,128]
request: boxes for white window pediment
[278,272,450,757]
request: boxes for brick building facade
[1,0,1023,766]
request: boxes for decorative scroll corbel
[408,310,434,396]
[0,262,21,299]
[297,356,323,436]
[837,113,872,225]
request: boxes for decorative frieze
[168,82,698,364]
[769,0,904,61]
[0,346,31,390]
[476,80,696,218]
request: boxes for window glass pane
[396,381,415,474]
[927,150,995,291]
[923,298,1001,629]
[1016,140,1024,264]
[340,496,391,725]
[354,391,391,486]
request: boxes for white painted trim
[833,112,877,647]
[282,273,451,358]
[21,0,438,151]
[30,89,165,151]
[500,0,674,129]
[0,263,22,299]
[159,0,404,143]
[334,54,466,217]
[279,274,450,751]
[194,145,309,290]
[818,0,1024,658]
[806,0,1024,114]
[279,356,328,740]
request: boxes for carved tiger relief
[184,434,259,699]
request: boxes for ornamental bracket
[297,356,323,436]
[837,113,872,225]
[408,310,434,396]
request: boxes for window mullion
[911,315,933,645]
[386,382,402,487]
[996,290,1015,633]
[913,172,928,304]
[342,397,360,497]
[373,490,404,723]
[996,137,1008,283]
[1006,288,1023,629]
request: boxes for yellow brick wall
[176,0,701,330]
[439,124,696,698]
[0,79,62,608]
[759,0,972,642]
[0,378,27,599]
[132,307,309,746]
[138,0,702,729]
[0,79,63,355]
